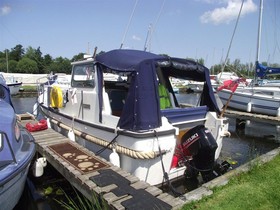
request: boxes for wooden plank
[225,109,280,125]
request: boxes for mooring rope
[50,118,166,159]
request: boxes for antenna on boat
[93,47,98,59]
[120,0,139,49]
[6,49,9,73]
[144,24,152,51]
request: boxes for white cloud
[1,5,11,16]
[200,0,257,25]
[132,35,141,41]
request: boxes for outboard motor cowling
[180,125,218,181]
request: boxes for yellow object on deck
[50,86,63,108]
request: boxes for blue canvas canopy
[95,49,219,131]
[256,61,280,79]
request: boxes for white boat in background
[35,49,230,186]
[217,0,280,117]
[0,73,22,95]
[218,85,280,116]
[211,72,250,90]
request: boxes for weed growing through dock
[54,186,108,210]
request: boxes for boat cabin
[65,49,220,132]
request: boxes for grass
[182,154,280,210]
[21,85,37,92]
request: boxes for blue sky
[1,0,279,68]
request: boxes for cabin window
[71,64,95,88]
[104,75,129,117]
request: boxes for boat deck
[17,114,184,210]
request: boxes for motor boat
[0,76,36,210]
[35,49,229,186]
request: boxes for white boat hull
[40,105,185,185]
[7,82,22,95]
[218,87,280,116]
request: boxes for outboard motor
[179,125,218,182]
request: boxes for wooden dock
[224,109,280,125]
[17,115,184,210]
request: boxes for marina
[1,0,280,209]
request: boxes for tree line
[0,44,279,79]
[0,44,85,74]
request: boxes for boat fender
[50,86,63,108]
[38,157,47,167]
[68,129,75,141]
[47,118,51,128]
[32,159,44,177]
[33,102,38,116]
[109,149,120,167]
[277,107,280,117]
[247,102,252,112]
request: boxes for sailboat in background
[217,0,280,117]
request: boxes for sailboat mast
[6,49,9,73]
[256,0,263,63]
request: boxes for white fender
[47,118,51,128]
[38,157,47,167]
[33,103,38,116]
[247,102,252,112]
[68,129,75,141]
[33,159,44,177]
[109,149,120,167]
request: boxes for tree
[43,54,53,73]
[71,53,84,62]
[49,57,71,74]
[0,50,6,59]
[35,47,44,73]
[24,46,44,73]
[9,44,24,61]
[0,58,7,72]
[16,57,38,73]
[197,58,205,65]
[8,60,18,73]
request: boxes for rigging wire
[219,0,245,82]
[120,0,139,49]
[145,0,166,52]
